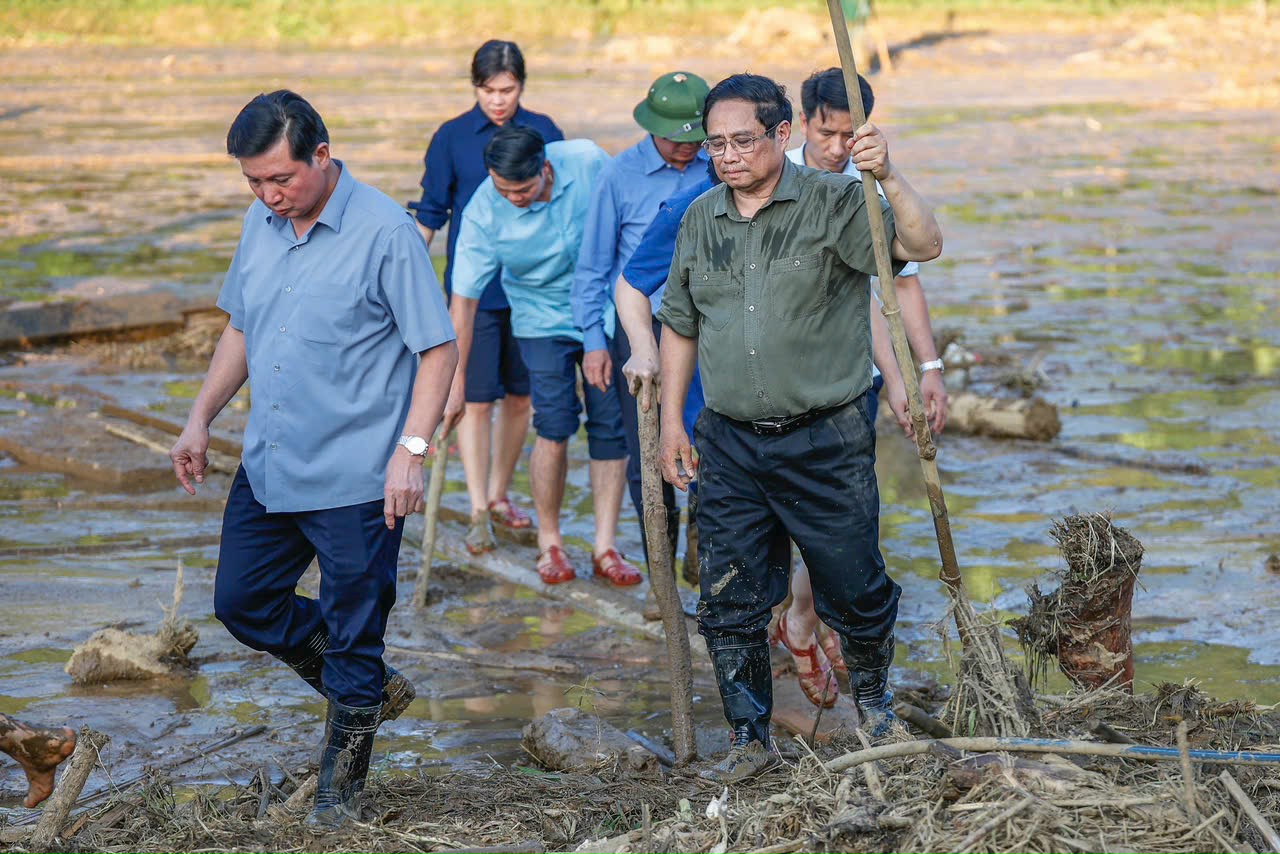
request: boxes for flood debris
[65,564,198,684]
[946,392,1061,441]
[1012,512,1144,693]
[28,728,109,852]
[522,708,661,774]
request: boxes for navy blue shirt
[621,176,716,299]
[408,104,563,311]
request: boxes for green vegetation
[0,0,1259,47]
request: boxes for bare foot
[0,713,78,808]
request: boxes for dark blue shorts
[516,335,627,460]
[465,308,530,403]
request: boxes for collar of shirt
[711,156,802,222]
[467,103,535,134]
[638,134,710,176]
[265,160,356,239]
[515,162,576,218]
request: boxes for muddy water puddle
[2,41,1279,817]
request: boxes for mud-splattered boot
[306,700,379,830]
[702,634,778,783]
[278,631,416,724]
[841,633,897,738]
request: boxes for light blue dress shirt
[571,136,711,353]
[452,139,611,341]
[217,163,455,513]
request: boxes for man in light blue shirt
[444,127,639,589]
[168,91,457,828]
[570,72,711,596]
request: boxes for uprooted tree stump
[65,563,198,684]
[1012,513,1144,693]
[521,708,659,774]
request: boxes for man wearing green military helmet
[572,71,712,593]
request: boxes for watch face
[403,436,428,455]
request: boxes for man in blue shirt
[570,72,711,606]
[408,40,564,554]
[444,127,639,589]
[169,91,457,828]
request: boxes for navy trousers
[693,393,900,646]
[214,467,403,707]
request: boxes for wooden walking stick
[413,430,450,609]
[636,377,697,763]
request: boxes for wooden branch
[955,794,1035,853]
[384,644,578,676]
[1219,770,1280,852]
[637,381,696,765]
[826,736,1280,773]
[895,702,954,738]
[30,727,109,850]
[414,434,451,609]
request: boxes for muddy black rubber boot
[278,633,415,725]
[306,700,379,830]
[278,629,329,696]
[840,633,897,737]
[703,634,776,782]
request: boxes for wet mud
[1,15,1278,824]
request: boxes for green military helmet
[633,71,710,143]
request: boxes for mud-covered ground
[1,8,1278,824]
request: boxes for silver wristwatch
[397,435,429,456]
[919,359,945,374]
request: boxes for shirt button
[279,325,286,333]
[749,349,756,355]
[701,274,708,281]
[285,286,292,293]
[750,222,758,228]
[749,263,756,270]
[272,403,280,410]
[270,442,278,450]
[748,305,756,312]
[794,260,801,267]
[758,391,765,397]
[272,364,280,372]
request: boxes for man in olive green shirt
[656,73,942,782]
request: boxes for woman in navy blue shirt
[409,40,563,554]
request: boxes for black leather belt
[728,403,844,436]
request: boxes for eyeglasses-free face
[701,121,782,158]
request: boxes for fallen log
[946,392,1060,441]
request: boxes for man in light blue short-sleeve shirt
[444,127,639,590]
[169,90,457,829]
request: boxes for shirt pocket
[294,280,359,348]
[767,252,828,320]
[689,270,736,332]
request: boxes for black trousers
[610,318,678,565]
[693,393,900,645]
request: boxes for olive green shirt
[657,158,903,422]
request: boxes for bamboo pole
[637,378,697,764]
[413,432,450,609]
[823,0,969,625]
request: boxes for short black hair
[472,40,527,87]
[702,73,792,135]
[226,90,328,163]
[800,68,875,121]
[483,125,546,182]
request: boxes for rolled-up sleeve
[655,220,698,338]
[408,128,454,230]
[623,200,683,299]
[215,234,247,331]
[833,179,904,279]
[378,223,455,354]
[572,170,621,353]
[450,201,499,302]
